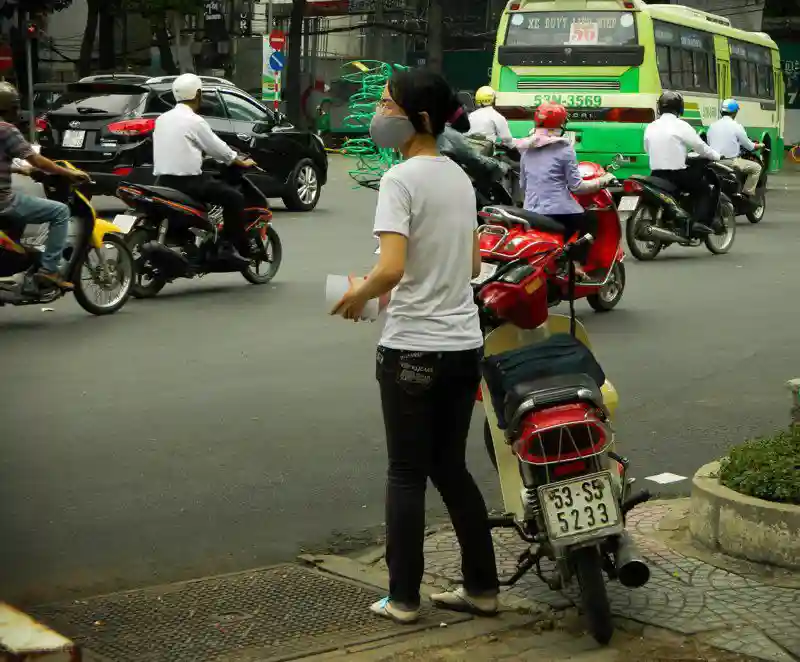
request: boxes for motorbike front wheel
[625,205,662,262]
[746,190,766,224]
[587,263,625,312]
[242,225,282,285]
[705,198,736,255]
[127,228,167,299]
[72,235,135,316]
[573,546,614,645]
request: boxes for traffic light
[25,22,39,38]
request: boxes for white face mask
[369,115,416,150]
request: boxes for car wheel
[283,159,321,212]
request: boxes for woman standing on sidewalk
[331,68,499,623]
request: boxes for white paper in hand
[326,274,381,322]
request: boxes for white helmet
[173,73,202,102]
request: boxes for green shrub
[718,429,800,505]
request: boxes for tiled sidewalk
[363,501,800,662]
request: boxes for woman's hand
[331,276,369,321]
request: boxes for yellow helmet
[475,86,496,107]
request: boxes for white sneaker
[369,597,420,624]
[431,587,498,616]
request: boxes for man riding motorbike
[516,101,615,278]
[707,98,762,203]
[465,86,514,148]
[0,82,90,290]
[153,73,257,266]
[643,91,721,236]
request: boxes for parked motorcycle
[0,162,135,315]
[472,240,651,645]
[474,160,625,313]
[117,163,282,298]
[619,157,736,261]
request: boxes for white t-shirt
[466,107,514,146]
[644,113,720,171]
[374,156,483,352]
[707,116,756,159]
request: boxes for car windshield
[50,91,144,116]
[505,11,638,47]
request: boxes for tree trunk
[152,16,178,75]
[427,0,443,73]
[78,0,101,77]
[98,1,116,70]
[286,0,307,126]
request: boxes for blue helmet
[721,98,740,115]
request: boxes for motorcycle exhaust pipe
[640,224,689,246]
[614,531,650,588]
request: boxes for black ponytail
[388,68,469,136]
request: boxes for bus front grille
[517,80,621,91]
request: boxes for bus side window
[657,45,671,87]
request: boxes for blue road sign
[269,51,285,72]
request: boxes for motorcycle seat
[123,183,207,211]
[630,174,682,195]
[487,205,565,234]
[504,373,605,430]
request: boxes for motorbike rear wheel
[242,225,282,285]
[625,205,662,261]
[127,228,167,299]
[573,546,614,645]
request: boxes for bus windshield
[505,11,638,47]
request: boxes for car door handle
[237,133,250,141]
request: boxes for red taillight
[623,1,635,8]
[113,167,133,177]
[107,118,156,136]
[604,108,655,123]
[497,106,531,121]
[34,116,48,133]
[623,179,643,194]
[552,460,589,478]
[510,2,521,9]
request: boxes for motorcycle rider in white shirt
[466,86,514,148]
[644,91,720,235]
[707,98,762,202]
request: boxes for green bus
[491,0,785,178]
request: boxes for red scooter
[474,161,625,313]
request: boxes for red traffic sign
[0,45,12,72]
[269,30,286,50]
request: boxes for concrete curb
[0,602,79,661]
[689,461,800,571]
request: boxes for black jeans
[651,167,712,228]
[550,212,597,264]
[376,346,499,608]
[158,174,248,253]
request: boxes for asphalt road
[1,160,798,605]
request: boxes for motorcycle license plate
[538,472,621,541]
[471,262,497,285]
[618,196,639,212]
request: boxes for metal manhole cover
[30,564,469,662]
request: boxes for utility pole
[22,10,35,143]
[374,0,384,62]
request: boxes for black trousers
[158,174,248,252]
[651,167,712,227]
[550,212,598,264]
[376,346,499,607]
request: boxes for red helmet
[534,101,568,129]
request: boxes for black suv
[38,76,328,211]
